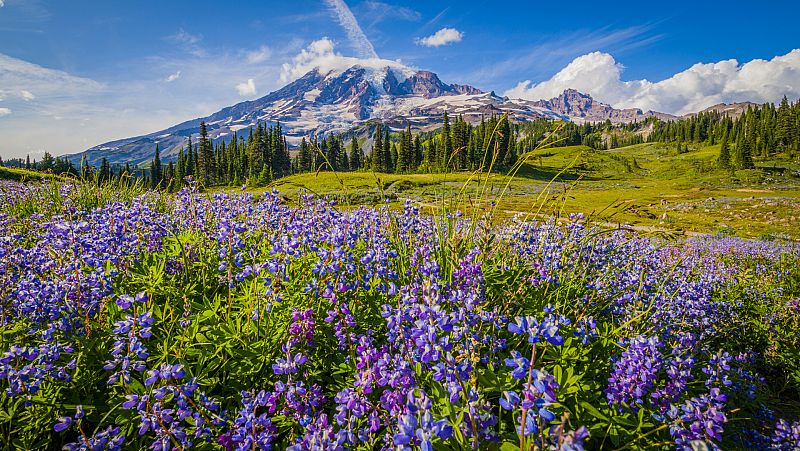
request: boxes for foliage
[0,179,799,450]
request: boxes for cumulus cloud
[416,27,463,47]
[505,49,800,115]
[279,38,409,83]
[20,90,35,101]
[236,79,257,96]
[165,71,181,82]
[322,0,379,59]
[0,108,10,117]
[245,45,272,64]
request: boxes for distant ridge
[69,66,679,166]
[683,102,759,119]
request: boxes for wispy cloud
[235,79,257,96]
[357,1,421,27]
[0,1,5,8]
[245,45,272,64]
[20,90,35,100]
[465,25,660,88]
[322,0,378,59]
[0,108,10,117]
[167,28,206,57]
[165,71,181,82]
[416,27,463,47]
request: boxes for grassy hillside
[257,143,800,239]
[0,166,67,182]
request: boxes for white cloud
[0,1,5,8]
[505,49,800,115]
[0,53,104,99]
[322,0,378,59]
[279,38,410,83]
[416,27,463,47]
[235,78,257,96]
[165,71,181,82]
[0,108,10,117]
[246,45,272,64]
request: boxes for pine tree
[442,111,452,168]
[176,149,185,184]
[413,135,422,170]
[777,95,793,149]
[383,128,392,172]
[349,138,362,170]
[390,143,398,173]
[371,124,384,172]
[150,144,162,189]
[739,136,755,169]
[299,137,312,172]
[99,158,111,182]
[718,129,731,169]
[186,137,196,177]
[396,125,410,173]
[197,121,215,185]
[258,163,270,186]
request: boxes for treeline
[145,121,292,190]
[648,97,800,169]
[515,96,800,170]
[8,96,798,188]
[1,152,78,176]
[142,113,520,190]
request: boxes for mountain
[69,67,669,166]
[530,89,676,123]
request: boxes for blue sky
[1,0,799,158]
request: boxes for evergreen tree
[150,144,162,189]
[197,122,214,185]
[718,129,731,169]
[739,136,755,169]
[176,149,185,184]
[383,128,392,172]
[299,137,312,172]
[390,143,398,173]
[258,163,271,186]
[99,158,111,182]
[413,135,422,170]
[441,111,452,168]
[371,124,384,172]
[349,138,362,170]
[396,124,410,173]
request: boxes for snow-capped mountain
[69,66,668,166]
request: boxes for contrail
[322,0,379,59]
